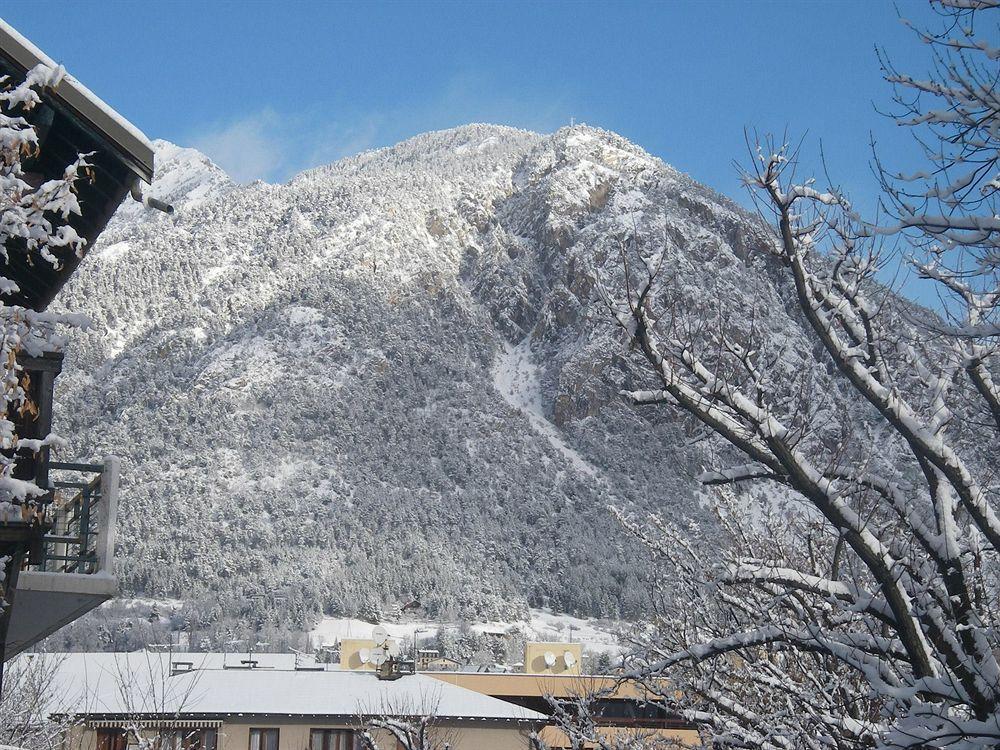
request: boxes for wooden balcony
[0,20,154,663]
[1,457,120,660]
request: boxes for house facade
[428,671,700,749]
[41,651,698,750]
[42,652,546,750]
[0,20,159,663]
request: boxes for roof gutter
[130,180,174,214]
[67,712,547,726]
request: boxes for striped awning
[87,720,222,729]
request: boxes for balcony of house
[0,19,156,664]
[2,457,120,660]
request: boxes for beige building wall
[523,642,582,675]
[62,725,95,750]
[339,637,376,671]
[67,720,535,750]
[539,724,701,748]
[220,722,252,750]
[338,638,403,671]
[221,721,533,750]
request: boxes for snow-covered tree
[598,2,1000,748]
[0,653,75,750]
[875,0,1000,341]
[354,692,456,750]
[0,62,89,504]
[355,716,449,750]
[0,59,92,698]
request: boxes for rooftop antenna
[370,624,411,681]
[244,639,269,669]
[242,592,285,668]
[224,637,245,669]
[370,626,389,670]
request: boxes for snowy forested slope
[50,124,801,632]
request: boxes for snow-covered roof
[35,653,547,723]
[0,19,154,181]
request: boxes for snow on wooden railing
[32,457,119,575]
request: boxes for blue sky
[5,1,952,303]
[6,2,940,198]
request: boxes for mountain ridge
[49,123,800,637]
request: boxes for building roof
[0,20,157,309]
[36,652,548,724]
[0,19,153,181]
[428,671,659,700]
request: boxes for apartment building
[41,648,699,750]
[41,652,546,750]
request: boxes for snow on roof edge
[0,18,155,180]
[37,653,550,723]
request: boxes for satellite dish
[359,648,371,664]
[544,651,556,668]
[564,651,577,668]
[372,626,389,646]
[370,646,388,667]
[386,639,401,657]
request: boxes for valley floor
[309,607,628,656]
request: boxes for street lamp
[412,627,431,671]
[397,599,425,673]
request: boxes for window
[592,698,691,729]
[160,729,219,750]
[309,729,355,750]
[96,729,128,750]
[249,728,279,750]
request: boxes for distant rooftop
[36,652,548,723]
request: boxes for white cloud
[191,110,288,183]
[187,76,577,184]
[190,110,380,184]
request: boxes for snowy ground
[492,340,598,476]
[309,607,627,656]
[117,596,186,611]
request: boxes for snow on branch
[597,6,1000,739]
[0,59,91,631]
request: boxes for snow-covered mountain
[107,139,234,224]
[51,124,792,631]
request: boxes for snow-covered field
[492,341,598,476]
[117,596,186,611]
[309,607,627,655]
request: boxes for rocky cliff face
[51,124,797,627]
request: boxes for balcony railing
[30,458,119,575]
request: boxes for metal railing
[31,458,119,575]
